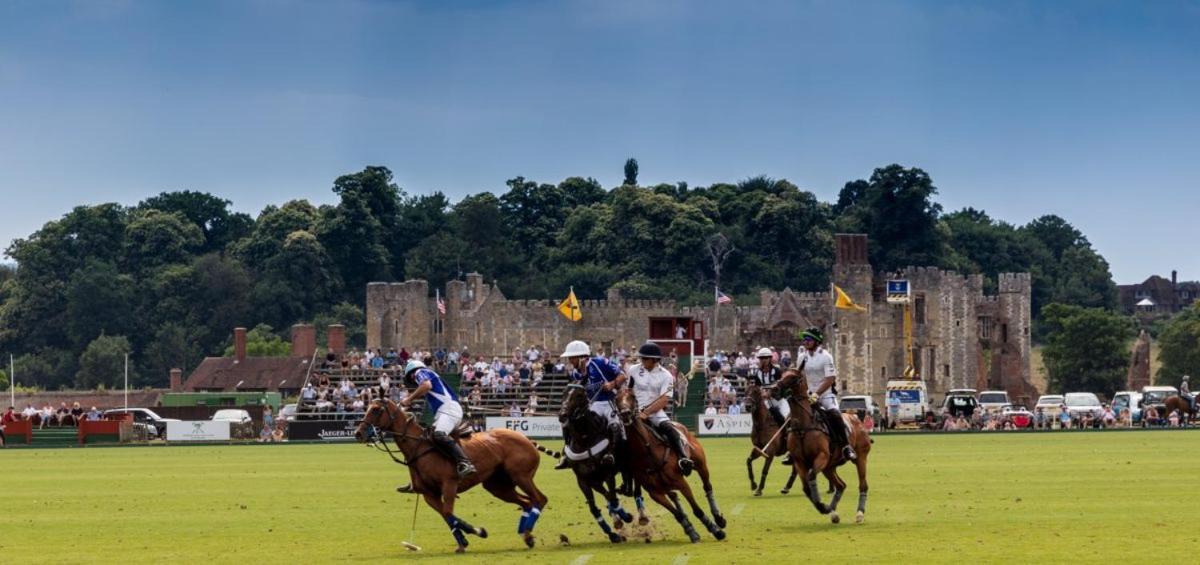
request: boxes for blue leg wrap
[526,507,542,531]
[518,511,531,534]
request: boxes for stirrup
[842,445,857,461]
[678,458,694,476]
[457,462,477,478]
[554,457,571,470]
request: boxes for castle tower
[832,234,875,395]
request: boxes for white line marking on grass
[730,503,745,516]
[672,554,691,565]
[570,554,593,565]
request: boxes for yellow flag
[834,285,867,312]
[558,289,582,321]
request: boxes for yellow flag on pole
[558,288,582,321]
[834,285,867,312]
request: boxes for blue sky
[1,0,1197,284]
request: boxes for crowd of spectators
[1,402,105,430]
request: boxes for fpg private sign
[484,417,563,438]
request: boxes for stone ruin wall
[365,235,1036,405]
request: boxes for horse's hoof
[689,533,701,543]
[714,529,726,541]
[638,516,650,526]
[830,512,840,524]
[477,527,488,539]
[753,490,762,497]
[455,546,467,554]
[613,518,624,530]
[523,534,535,548]
[855,511,865,524]
[715,515,727,529]
[780,489,789,495]
[608,532,624,544]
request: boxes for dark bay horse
[744,383,798,496]
[777,369,872,525]
[559,383,648,543]
[354,399,553,553]
[613,389,726,543]
[1164,396,1197,425]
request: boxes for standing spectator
[448,349,460,372]
[780,350,792,368]
[399,348,410,364]
[704,403,717,416]
[1,406,17,425]
[674,364,690,407]
[263,404,274,432]
[378,372,391,398]
[863,411,875,432]
[728,401,742,416]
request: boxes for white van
[978,390,1011,414]
[885,380,930,427]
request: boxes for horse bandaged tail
[563,438,610,461]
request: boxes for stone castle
[367,233,1038,404]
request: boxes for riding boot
[396,484,417,494]
[554,426,571,470]
[769,406,785,427]
[433,431,476,478]
[827,408,856,460]
[658,421,693,476]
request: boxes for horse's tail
[531,441,562,460]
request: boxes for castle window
[943,364,950,378]
[393,319,399,338]
[881,366,887,379]
[978,317,993,339]
[840,334,847,346]
[914,295,926,325]
[1002,323,1009,343]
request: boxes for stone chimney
[169,368,183,391]
[233,327,247,361]
[834,233,869,266]
[1172,270,1178,287]
[327,324,346,356]
[291,324,317,358]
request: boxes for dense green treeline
[0,163,1119,390]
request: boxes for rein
[363,403,435,467]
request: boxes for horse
[354,399,554,553]
[613,389,727,543]
[776,368,872,525]
[1164,395,1197,425]
[558,383,649,543]
[744,382,798,496]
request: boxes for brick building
[1117,271,1200,317]
[367,234,1037,404]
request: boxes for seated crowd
[2,402,105,429]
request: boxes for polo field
[1,430,1194,563]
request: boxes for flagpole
[436,288,442,352]
[124,353,129,411]
[9,354,14,408]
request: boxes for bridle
[560,383,590,422]
[360,401,430,467]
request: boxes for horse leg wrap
[446,517,469,548]
[706,489,721,516]
[635,495,646,512]
[518,510,531,534]
[857,492,868,513]
[807,478,823,506]
[829,487,844,511]
[590,505,614,535]
[526,507,541,531]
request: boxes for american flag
[436,290,446,315]
[716,288,733,304]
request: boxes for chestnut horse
[1164,396,1197,425]
[744,382,798,496]
[776,369,872,525]
[354,399,553,553]
[613,389,727,543]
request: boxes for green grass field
[2,431,1197,563]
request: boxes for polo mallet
[401,495,422,552]
[753,417,792,457]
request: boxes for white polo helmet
[755,347,773,359]
[404,360,426,375]
[560,340,591,358]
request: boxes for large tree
[1156,304,1200,385]
[835,165,947,272]
[76,334,133,390]
[1040,303,1134,397]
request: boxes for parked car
[942,389,979,419]
[1111,391,1143,424]
[103,408,179,438]
[212,409,255,439]
[1034,394,1065,422]
[1140,386,1178,414]
[978,390,1011,415]
[1063,392,1103,421]
[840,395,881,424]
[1002,405,1034,429]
